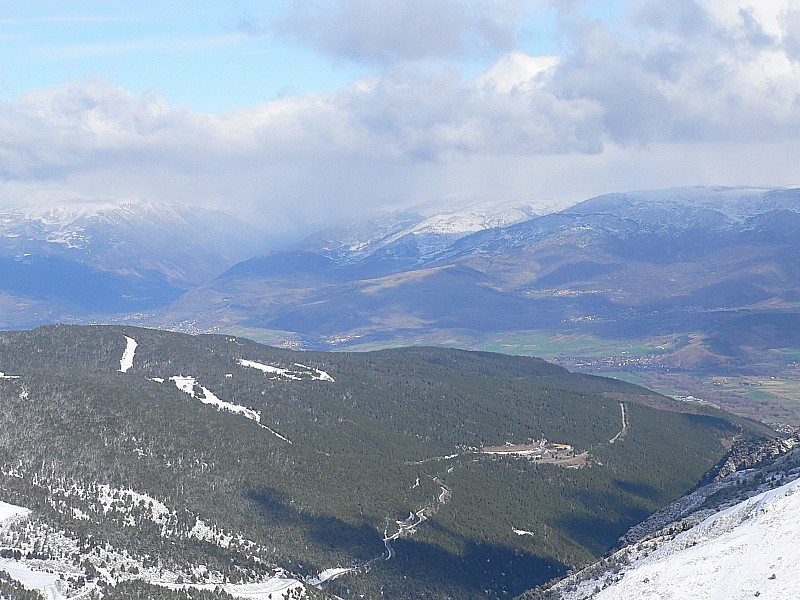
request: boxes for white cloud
[2,1,800,233]
[550,0,800,144]
[472,51,560,93]
[275,0,534,63]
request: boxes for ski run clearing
[169,375,261,423]
[117,336,137,373]
[609,402,628,444]
[238,359,335,382]
[166,375,292,443]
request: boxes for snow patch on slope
[0,500,29,523]
[0,499,67,599]
[96,484,172,529]
[164,576,306,599]
[238,359,335,382]
[1,484,287,599]
[170,375,260,422]
[168,375,291,443]
[0,558,63,598]
[307,567,354,586]
[118,335,137,373]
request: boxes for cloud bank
[2,0,800,234]
[275,0,532,63]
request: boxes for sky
[2,0,800,234]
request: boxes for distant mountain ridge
[2,186,799,423]
[295,197,558,264]
[159,186,799,351]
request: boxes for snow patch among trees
[238,359,335,382]
[170,375,261,423]
[118,335,137,373]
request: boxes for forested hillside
[0,325,772,599]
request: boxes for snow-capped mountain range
[296,197,564,263]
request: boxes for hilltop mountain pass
[0,325,772,599]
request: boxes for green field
[476,331,681,360]
[475,331,800,428]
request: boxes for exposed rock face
[706,433,800,483]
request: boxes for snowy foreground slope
[550,477,800,600]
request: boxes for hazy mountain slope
[0,201,270,326]
[0,325,768,599]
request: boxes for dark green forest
[0,325,772,599]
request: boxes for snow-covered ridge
[299,197,569,262]
[1,199,184,229]
[403,202,542,236]
[571,186,798,223]
[552,476,800,600]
